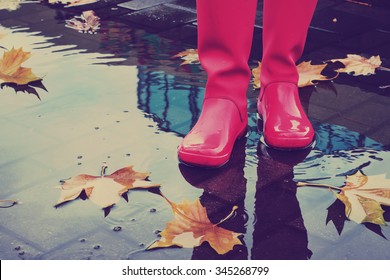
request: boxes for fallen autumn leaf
[173,49,199,65]
[328,54,383,76]
[65,10,100,34]
[148,195,242,255]
[55,165,160,216]
[298,170,390,225]
[0,47,41,85]
[252,60,338,88]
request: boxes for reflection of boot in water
[179,138,248,259]
[252,143,313,259]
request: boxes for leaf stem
[0,199,18,208]
[216,206,238,226]
[379,66,390,72]
[159,192,237,226]
[297,182,342,191]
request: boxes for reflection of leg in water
[252,144,313,260]
[179,138,248,259]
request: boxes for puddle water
[0,2,389,260]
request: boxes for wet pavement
[0,0,390,260]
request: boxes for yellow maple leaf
[252,61,261,89]
[172,49,199,65]
[148,197,242,255]
[329,54,382,76]
[252,60,337,89]
[298,170,390,225]
[55,166,160,211]
[0,30,7,41]
[297,61,338,87]
[0,47,41,85]
[0,0,20,11]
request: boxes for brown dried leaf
[148,198,242,255]
[329,54,382,76]
[252,61,261,89]
[173,49,199,65]
[55,165,160,211]
[297,61,338,87]
[0,0,21,11]
[336,171,390,225]
[65,10,100,34]
[0,47,41,85]
[252,60,337,88]
[298,170,390,225]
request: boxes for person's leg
[178,0,257,167]
[258,0,317,149]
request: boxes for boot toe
[264,129,315,149]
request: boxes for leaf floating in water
[172,49,199,65]
[0,47,42,85]
[0,199,18,208]
[148,196,242,255]
[55,166,160,215]
[298,170,390,225]
[65,10,101,34]
[328,54,383,76]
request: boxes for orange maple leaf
[328,54,382,76]
[297,61,338,87]
[172,49,199,65]
[148,197,242,255]
[0,47,41,85]
[0,0,21,11]
[252,60,337,89]
[65,11,100,34]
[55,166,160,211]
[298,170,390,225]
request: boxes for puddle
[1,2,390,260]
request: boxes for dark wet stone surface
[0,0,389,261]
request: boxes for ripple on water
[294,149,390,187]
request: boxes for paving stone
[93,6,130,19]
[334,1,390,29]
[58,0,129,12]
[311,8,377,36]
[118,0,176,11]
[40,230,139,260]
[0,229,44,260]
[158,23,197,46]
[165,0,197,12]
[367,122,390,146]
[341,99,390,127]
[305,27,344,53]
[0,182,102,251]
[119,4,196,30]
[0,2,43,20]
[368,41,390,60]
[337,29,390,53]
[1,0,390,261]
[314,226,390,259]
